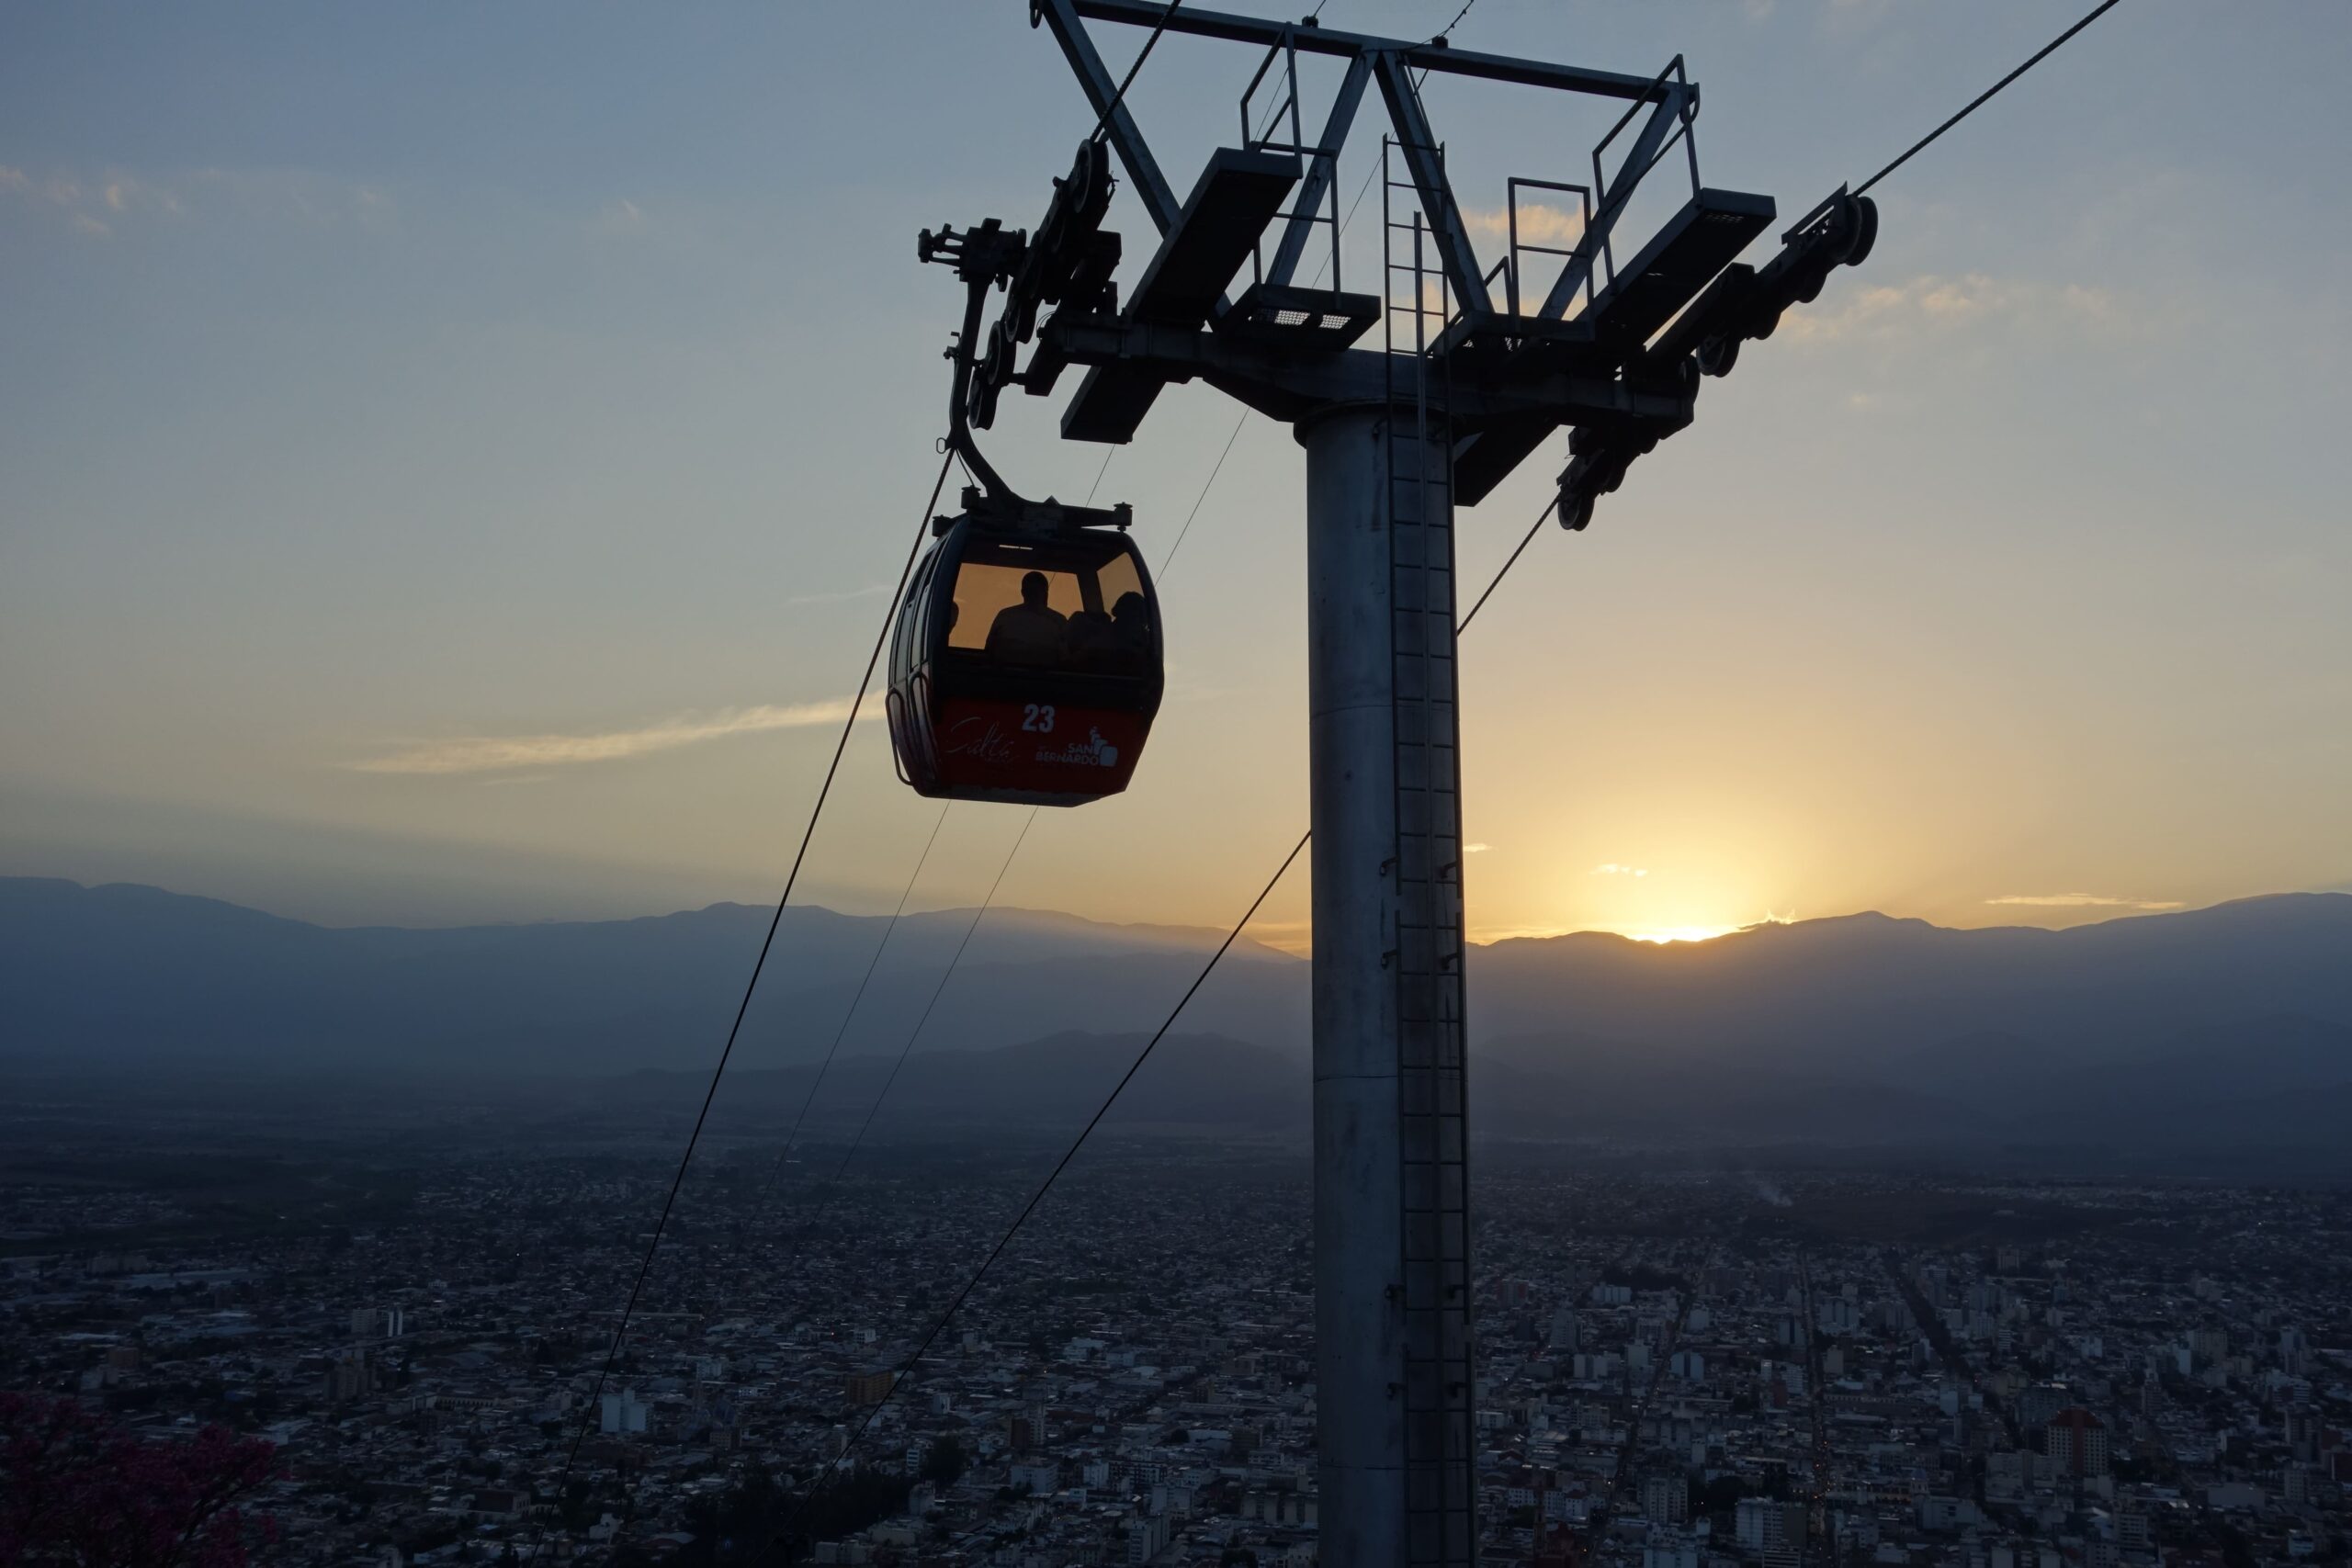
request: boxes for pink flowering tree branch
[0,1393,277,1568]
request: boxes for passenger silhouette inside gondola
[1110,591,1151,671]
[1063,604,1117,668]
[985,570,1067,665]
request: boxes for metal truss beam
[1373,53,1492,320]
[1041,315,1691,430]
[1071,0,1676,101]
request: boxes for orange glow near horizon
[1463,902,1803,947]
[1261,917,1775,951]
[1621,923,1743,944]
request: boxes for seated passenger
[984,570,1068,664]
[1110,591,1152,670]
[1063,607,1117,668]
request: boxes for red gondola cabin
[887,516,1164,806]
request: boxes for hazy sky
[4,1,2347,947]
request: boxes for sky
[3,0,2347,949]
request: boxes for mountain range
[5,876,2349,1166]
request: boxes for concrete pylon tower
[1304,404,1474,1562]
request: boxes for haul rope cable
[522,446,952,1561]
[1087,0,1182,148]
[819,807,1039,1187]
[746,799,951,1222]
[736,781,1023,1327]
[1854,0,2124,197]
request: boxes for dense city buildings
[5,1139,2351,1565]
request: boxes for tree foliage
[0,1393,277,1568]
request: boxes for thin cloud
[3,162,383,235]
[593,197,647,234]
[1591,863,1649,877]
[193,167,393,230]
[1463,201,1584,249]
[1781,272,2134,346]
[1464,842,1490,853]
[350,701,871,776]
[1985,893,2184,910]
[783,583,889,607]
[100,175,178,215]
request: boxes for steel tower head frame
[1016,0,1875,526]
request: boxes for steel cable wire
[745,800,952,1223]
[1854,0,2126,197]
[522,445,952,1561]
[819,808,1039,1188]
[1086,0,1183,148]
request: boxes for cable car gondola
[887,504,1164,807]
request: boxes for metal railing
[1583,54,1702,291]
[1242,28,1345,291]
[1502,175,1596,319]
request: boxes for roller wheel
[1823,195,1861,265]
[1846,196,1880,267]
[981,318,1015,388]
[1068,139,1109,227]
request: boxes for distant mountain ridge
[5,877,2349,1166]
[1470,897,2352,1068]
[0,876,1304,1075]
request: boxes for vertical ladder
[1380,134,1476,1568]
